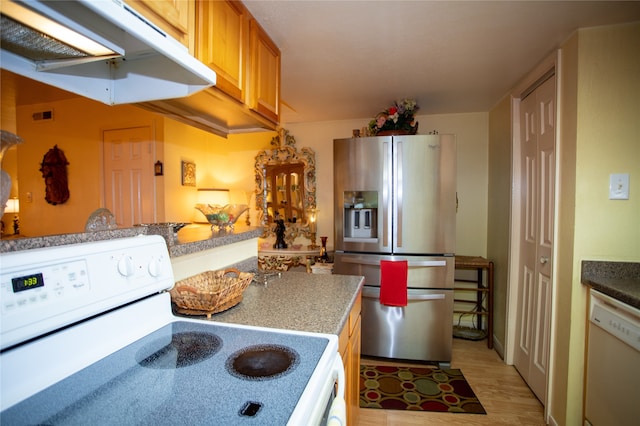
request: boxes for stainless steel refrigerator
[333,134,456,367]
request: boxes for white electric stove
[0,235,344,425]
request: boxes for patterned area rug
[360,365,486,414]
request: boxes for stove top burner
[137,331,222,369]
[226,344,299,380]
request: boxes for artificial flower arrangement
[368,98,419,135]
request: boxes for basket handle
[174,285,200,294]
[223,268,241,277]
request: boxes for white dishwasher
[584,289,640,426]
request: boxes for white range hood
[0,0,217,105]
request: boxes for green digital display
[12,273,45,293]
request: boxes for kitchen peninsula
[0,223,263,282]
[0,224,261,257]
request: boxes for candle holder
[307,207,319,249]
[245,190,252,226]
[319,236,329,262]
[308,232,318,250]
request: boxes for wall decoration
[181,160,196,186]
[154,160,163,176]
[254,128,316,246]
[40,145,70,205]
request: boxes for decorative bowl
[195,204,249,231]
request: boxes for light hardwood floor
[358,338,546,425]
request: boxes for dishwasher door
[584,290,640,426]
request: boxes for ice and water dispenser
[343,191,378,240]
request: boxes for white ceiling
[243,1,640,124]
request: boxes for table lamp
[5,198,20,235]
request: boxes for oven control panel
[0,235,175,350]
[4,258,91,310]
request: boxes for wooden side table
[454,255,494,349]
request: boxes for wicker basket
[170,268,254,318]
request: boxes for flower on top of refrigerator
[368,98,419,135]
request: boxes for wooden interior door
[103,126,155,228]
[513,75,556,402]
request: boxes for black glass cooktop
[2,321,329,425]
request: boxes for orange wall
[11,92,272,237]
[14,97,161,236]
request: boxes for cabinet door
[347,314,361,426]
[195,0,247,102]
[248,19,280,124]
[125,0,192,47]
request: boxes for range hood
[0,0,216,105]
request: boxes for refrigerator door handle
[409,293,446,301]
[363,286,447,301]
[409,260,447,267]
[383,141,391,248]
[339,257,447,267]
[396,141,403,248]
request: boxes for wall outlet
[609,173,629,200]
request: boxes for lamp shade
[5,198,19,214]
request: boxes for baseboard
[492,335,505,359]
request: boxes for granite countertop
[0,223,262,258]
[581,261,640,309]
[166,224,262,257]
[176,271,364,336]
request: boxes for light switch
[609,173,629,200]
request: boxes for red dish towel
[380,260,408,307]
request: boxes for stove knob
[148,258,163,277]
[117,256,135,277]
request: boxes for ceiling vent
[32,110,53,121]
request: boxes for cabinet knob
[539,256,549,265]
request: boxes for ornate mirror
[254,129,316,243]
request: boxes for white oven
[0,235,344,425]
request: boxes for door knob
[540,256,549,264]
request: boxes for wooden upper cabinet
[124,0,193,48]
[248,18,280,124]
[195,0,248,102]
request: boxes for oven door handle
[333,355,345,399]
[327,355,346,425]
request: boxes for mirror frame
[254,129,316,242]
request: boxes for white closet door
[513,75,556,403]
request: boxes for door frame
[505,51,561,419]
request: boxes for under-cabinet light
[2,1,116,57]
